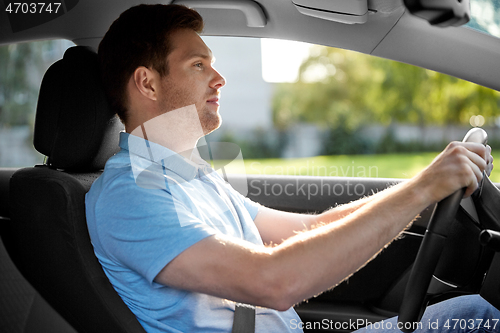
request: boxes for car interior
[1,0,500,332]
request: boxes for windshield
[466,0,500,38]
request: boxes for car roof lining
[0,0,499,91]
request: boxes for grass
[222,152,500,182]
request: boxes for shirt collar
[119,132,210,181]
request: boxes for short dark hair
[98,4,204,124]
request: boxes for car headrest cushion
[34,46,123,171]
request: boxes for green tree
[272,46,500,132]
[369,58,500,126]
[272,46,376,131]
[0,40,72,126]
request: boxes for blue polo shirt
[85,132,302,332]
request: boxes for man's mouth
[206,97,219,106]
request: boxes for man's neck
[128,104,205,159]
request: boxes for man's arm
[255,144,493,246]
[155,142,487,311]
[253,194,378,246]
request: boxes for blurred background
[1,4,500,180]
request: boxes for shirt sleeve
[243,196,261,220]
[220,179,261,220]
[94,180,218,285]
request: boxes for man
[86,4,498,332]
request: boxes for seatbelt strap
[231,304,255,333]
[196,167,256,332]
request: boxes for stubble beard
[158,83,221,136]
[199,105,221,135]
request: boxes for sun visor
[292,0,368,24]
[174,0,267,27]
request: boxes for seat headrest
[34,46,123,171]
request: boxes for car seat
[4,46,147,333]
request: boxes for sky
[260,38,312,83]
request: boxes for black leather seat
[5,46,146,333]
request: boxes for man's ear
[133,66,158,101]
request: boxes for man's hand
[415,142,488,203]
[486,144,494,177]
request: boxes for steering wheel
[397,128,488,333]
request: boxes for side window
[203,36,500,181]
[0,40,74,167]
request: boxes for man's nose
[211,68,226,89]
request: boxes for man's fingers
[466,148,487,173]
[444,142,486,198]
[459,142,487,157]
[463,159,483,197]
[469,161,483,184]
[425,142,490,202]
[484,145,494,176]
[464,144,491,197]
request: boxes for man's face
[157,28,226,135]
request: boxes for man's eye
[195,62,203,68]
